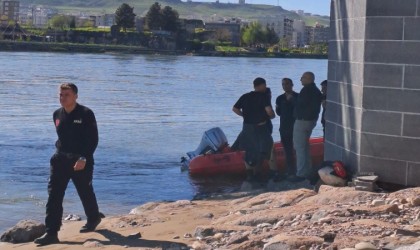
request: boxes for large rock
[0,220,45,243]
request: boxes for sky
[186,0,331,16]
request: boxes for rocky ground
[2,183,420,250]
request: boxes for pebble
[411,197,420,207]
[184,233,192,238]
[318,217,333,224]
[371,200,386,207]
[83,240,104,247]
[355,242,377,250]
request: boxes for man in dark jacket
[233,77,275,181]
[34,83,101,246]
[293,72,322,181]
[275,78,299,180]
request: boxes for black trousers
[280,128,296,175]
[242,123,273,168]
[45,153,99,234]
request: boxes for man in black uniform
[275,78,299,181]
[232,77,275,181]
[34,83,101,246]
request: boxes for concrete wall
[326,0,420,186]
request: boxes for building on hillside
[18,3,31,25]
[239,0,245,4]
[2,0,20,22]
[181,19,205,34]
[32,6,48,27]
[89,14,114,27]
[291,19,305,47]
[297,10,304,16]
[204,22,241,45]
[313,23,329,43]
[259,16,294,47]
[305,23,330,45]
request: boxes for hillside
[20,0,330,26]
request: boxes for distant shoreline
[0,41,328,59]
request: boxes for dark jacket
[53,103,98,165]
[294,83,322,121]
[276,91,298,133]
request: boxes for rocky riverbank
[2,185,420,250]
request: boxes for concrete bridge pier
[326,0,420,186]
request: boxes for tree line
[41,2,326,51]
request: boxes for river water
[0,52,326,232]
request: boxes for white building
[291,19,305,47]
[32,6,48,27]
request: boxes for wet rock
[0,220,45,243]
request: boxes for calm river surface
[0,52,327,232]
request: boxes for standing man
[293,72,322,182]
[233,77,275,182]
[320,80,328,138]
[275,78,299,181]
[35,83,101,246]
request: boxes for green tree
[49,15,72,30]
[160,6,179,32]
[265,25,279,45]
[241,22,265,46]
[79,19,94,28]
[69,16,76,29]
[115,3,136,32]
[145,2,162,30]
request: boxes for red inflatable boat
[182,128,324,176]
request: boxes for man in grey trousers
[291,72,322,182]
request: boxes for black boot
[268,170,283,182]
[245,169,255,182]
[80,216,101,233]
[34,232,59,245]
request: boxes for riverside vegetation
[0,1,328,57]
